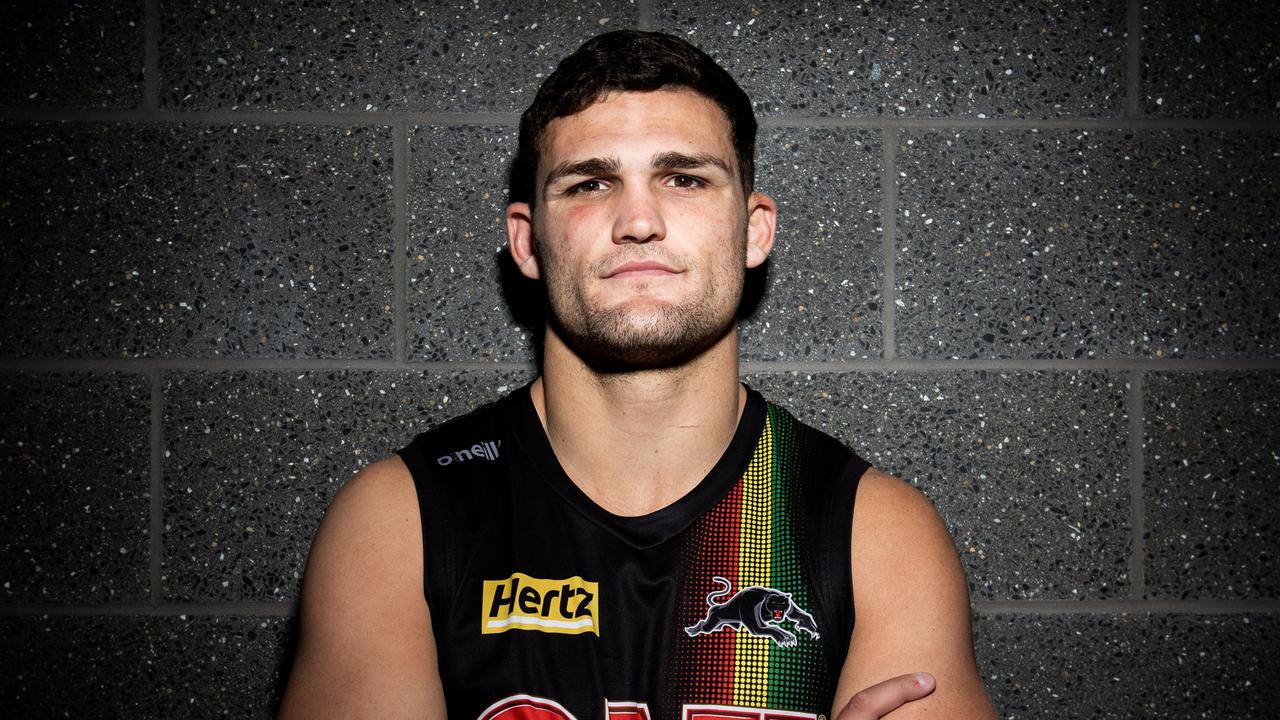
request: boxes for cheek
[565,204,597,226]
[548,204,609,255]
[681,202,740,237]
[540,207,602,277]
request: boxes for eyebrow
[541,151,735,193]
[542,156,621,192]
[650,151,733,177]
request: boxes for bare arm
[277,457,446,719]
[832,469,998,719]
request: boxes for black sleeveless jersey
[396,382,871,720]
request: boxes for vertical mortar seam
[637,0,654,30]
[1125,0,1142,118]
[149,367,163,604]
[1128,369,1146,598]
[881,128,897,361]
[143,0,159,111]
[394,124,409,364]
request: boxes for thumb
[835,672,936,720]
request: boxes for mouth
[602,260,681,279]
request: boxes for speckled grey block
[0,372,150,604]
[1144,371,1280,600]
[0,121,395,358]
[159,0,638,112]
[149,615,292,719]
[744,127,882,360]
[747,371,1131,600]
[1142,1,1280,118]
[162,370,532,602]
[0,614,290,719]
[0,2,143,108]
[976,613,1280,719]
[896,129,1280,359]
[656,0,1126,118]
[408,125,536,361]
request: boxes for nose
[612,183,666,245]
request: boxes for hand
[835,672,936,720]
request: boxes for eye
[566,179,608,195]
[668,174,705,189]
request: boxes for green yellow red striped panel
[672,404,829,716]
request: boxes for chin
[552,303,735,372]
[575,337,713,372]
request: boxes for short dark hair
[509,30,756,206]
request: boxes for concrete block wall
[1,1,1276,717]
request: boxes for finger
[836,672,936,720]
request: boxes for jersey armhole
[816,451,870,679]
[395,443,452,620]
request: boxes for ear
[506,202,541,280]
[744,191,777,269]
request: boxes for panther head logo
[684,576,820,648]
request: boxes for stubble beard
[538,235,746,372]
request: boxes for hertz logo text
[482,573,599,636]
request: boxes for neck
[531,325,746,516]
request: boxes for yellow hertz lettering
[482,573,600,636]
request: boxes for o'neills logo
[436,439,500,466]
[481,573,599,636]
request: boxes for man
[279,30,997,720]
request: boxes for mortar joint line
[881,128,898,361]
[1128,369,1146,599]
[973,598,1280,615]
[0,601,300,617]
[5,108,1280,130]
[4,358,1280,374]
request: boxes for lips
[603,260,681,278]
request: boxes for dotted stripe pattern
[670,404,831,717]
[734,414,774,706]
[670,479,743,715]
[764,404,827,708]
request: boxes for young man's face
[507,88,775,368]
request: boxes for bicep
[832,469,996,719]
[278,458,446,720]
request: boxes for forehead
[539,89,736,172]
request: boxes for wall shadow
[496,248,546,371]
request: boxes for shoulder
[835,468,997,718]
[348,453,413,489]
[851,468,959,595]
[852,468,946,534]
[311,455,423,588]
[330,454,417,517]
[849,468,970,652]
[279,455,444,717]
[297,457,424,628]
